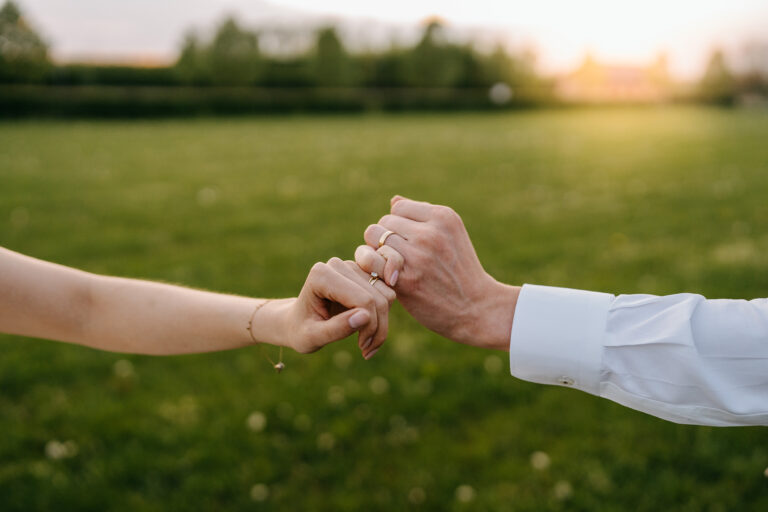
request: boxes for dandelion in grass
[369,376,389,395]
[45,440,78,460]
[554,480,573,500]
[113,359,135,379]
[455,484,475,503]
[530,451,551,470]
[250,483,269,502]
[246,411,266,432]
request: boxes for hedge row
[0,85,549,117]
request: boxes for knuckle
[354,253,373,272]
[416,225,436,243]
[433,206,459,226]
[327,256,342,266]
[364,224,379,240]
[310,261,326,275]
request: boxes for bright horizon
[16,0,768,79]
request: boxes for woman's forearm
[0,247,293,355]
[1,247,387,357]
[85,275,284,355]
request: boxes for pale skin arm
[0,247,394,357]
[355,196,520,351]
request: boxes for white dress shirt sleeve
[509,284,768,426]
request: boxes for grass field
[1,108,768,511]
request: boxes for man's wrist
[460,279,520,351]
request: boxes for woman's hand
[255,258,395,358]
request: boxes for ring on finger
[378,230,399,248]
[368,271,380,286]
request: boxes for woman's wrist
[246,298,297,350]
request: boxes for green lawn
[1,108,768,511]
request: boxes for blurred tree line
[173,17,541,91]
[0,2,541,93]
[698,46,768,105]
[2,0,768,115]
[0,0,48,82]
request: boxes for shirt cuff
[509,284,614,396]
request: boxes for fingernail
[390,270,399,286]
[362,337,373,350]
[364,347,380,360]
[349,311,368,329]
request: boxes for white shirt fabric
[508,284,768,426]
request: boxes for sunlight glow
[18,0,768,78]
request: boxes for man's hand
[355,196,519,351]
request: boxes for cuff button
[557,376,575,386]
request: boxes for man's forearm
[508,284,768,426]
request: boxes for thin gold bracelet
[247,300,285,373]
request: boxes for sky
[16,0,768,79]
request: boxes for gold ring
[369,272,380,286]
[378,230,397,248]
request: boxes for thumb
[317,308,371,344]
